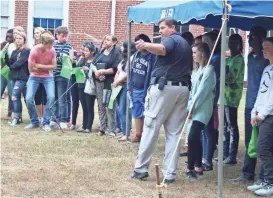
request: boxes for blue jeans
[117,84,132,136]
[54,77,69,122]
[115,107,121,130]
[224,106,239,160]
[242,108,264,180]
[202,130,208,162]
[1,75,13,113]
[26,76,55,125]
[11,80,27,118]
[67,79,72,122]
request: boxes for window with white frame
[32,1,63,37]
[1,0,9,41]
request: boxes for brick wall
[69,0,153,50]
[68,0,112,50]
[14,0,28,35]
[115,0,153,42]
[190,25,204,38]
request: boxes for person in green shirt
[223,34,245,164]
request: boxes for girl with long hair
[186,42,216,179]
[111,40,136,140]
[9,32,30,126]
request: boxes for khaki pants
[135,84,189,180]
[95,81,115,132]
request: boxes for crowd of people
[0,18,273,197]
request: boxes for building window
[153,24,190,43]
[32,1,63,38]
[1,0,9,41]
[33,18,62,36]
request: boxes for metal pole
[126,22,132,141]
[218,1,228,198]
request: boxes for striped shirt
[53,40,72,77]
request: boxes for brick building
[1,0,255,50]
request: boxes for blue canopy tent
[128,0,273,30]
[126,1,273,197]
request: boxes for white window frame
[0,0,15,41]
[27,0,69,45]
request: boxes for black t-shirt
[93,47,121,89]
[151,32,192,83]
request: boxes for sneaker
[255,182,273,197]
[67,122,72,128]
[230,176,254,184]
[70,125,76,130]
[50,121,59,130]
[247,179,266,192]
[223,157,237,165]
[43,125,52,132]
[202,163,213,171]
[131,171,149,180]
[25,123,40,129]
[186,170,197,180]
[76,127,85,132]
[118,136,127,141]
[108,132,116,137]
[114,128,121,134]
[60,122,68,129]
[9,118,23,127]
[83,129,91,133]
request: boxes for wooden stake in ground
[155,164,163,198]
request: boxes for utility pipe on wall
[110,0,116,35]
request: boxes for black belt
[151,79,189,87]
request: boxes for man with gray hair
[131,18,192,184]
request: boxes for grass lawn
[1,91,259,198]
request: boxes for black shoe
[131,171,149,180]
[202,163,213,171]
[186,170,197,180]
[180,151,188,157]
[223,157,237,165]
[164,179,175,184]
[99,131,105,136]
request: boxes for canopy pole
[218,1,228,198]
[126,22,132,141]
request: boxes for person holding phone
[92,34,121,136]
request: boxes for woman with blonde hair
[9,31,31,126]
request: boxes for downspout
[110,0,116,35]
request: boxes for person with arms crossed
[25,31,56,131]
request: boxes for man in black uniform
[131,18,192,184]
